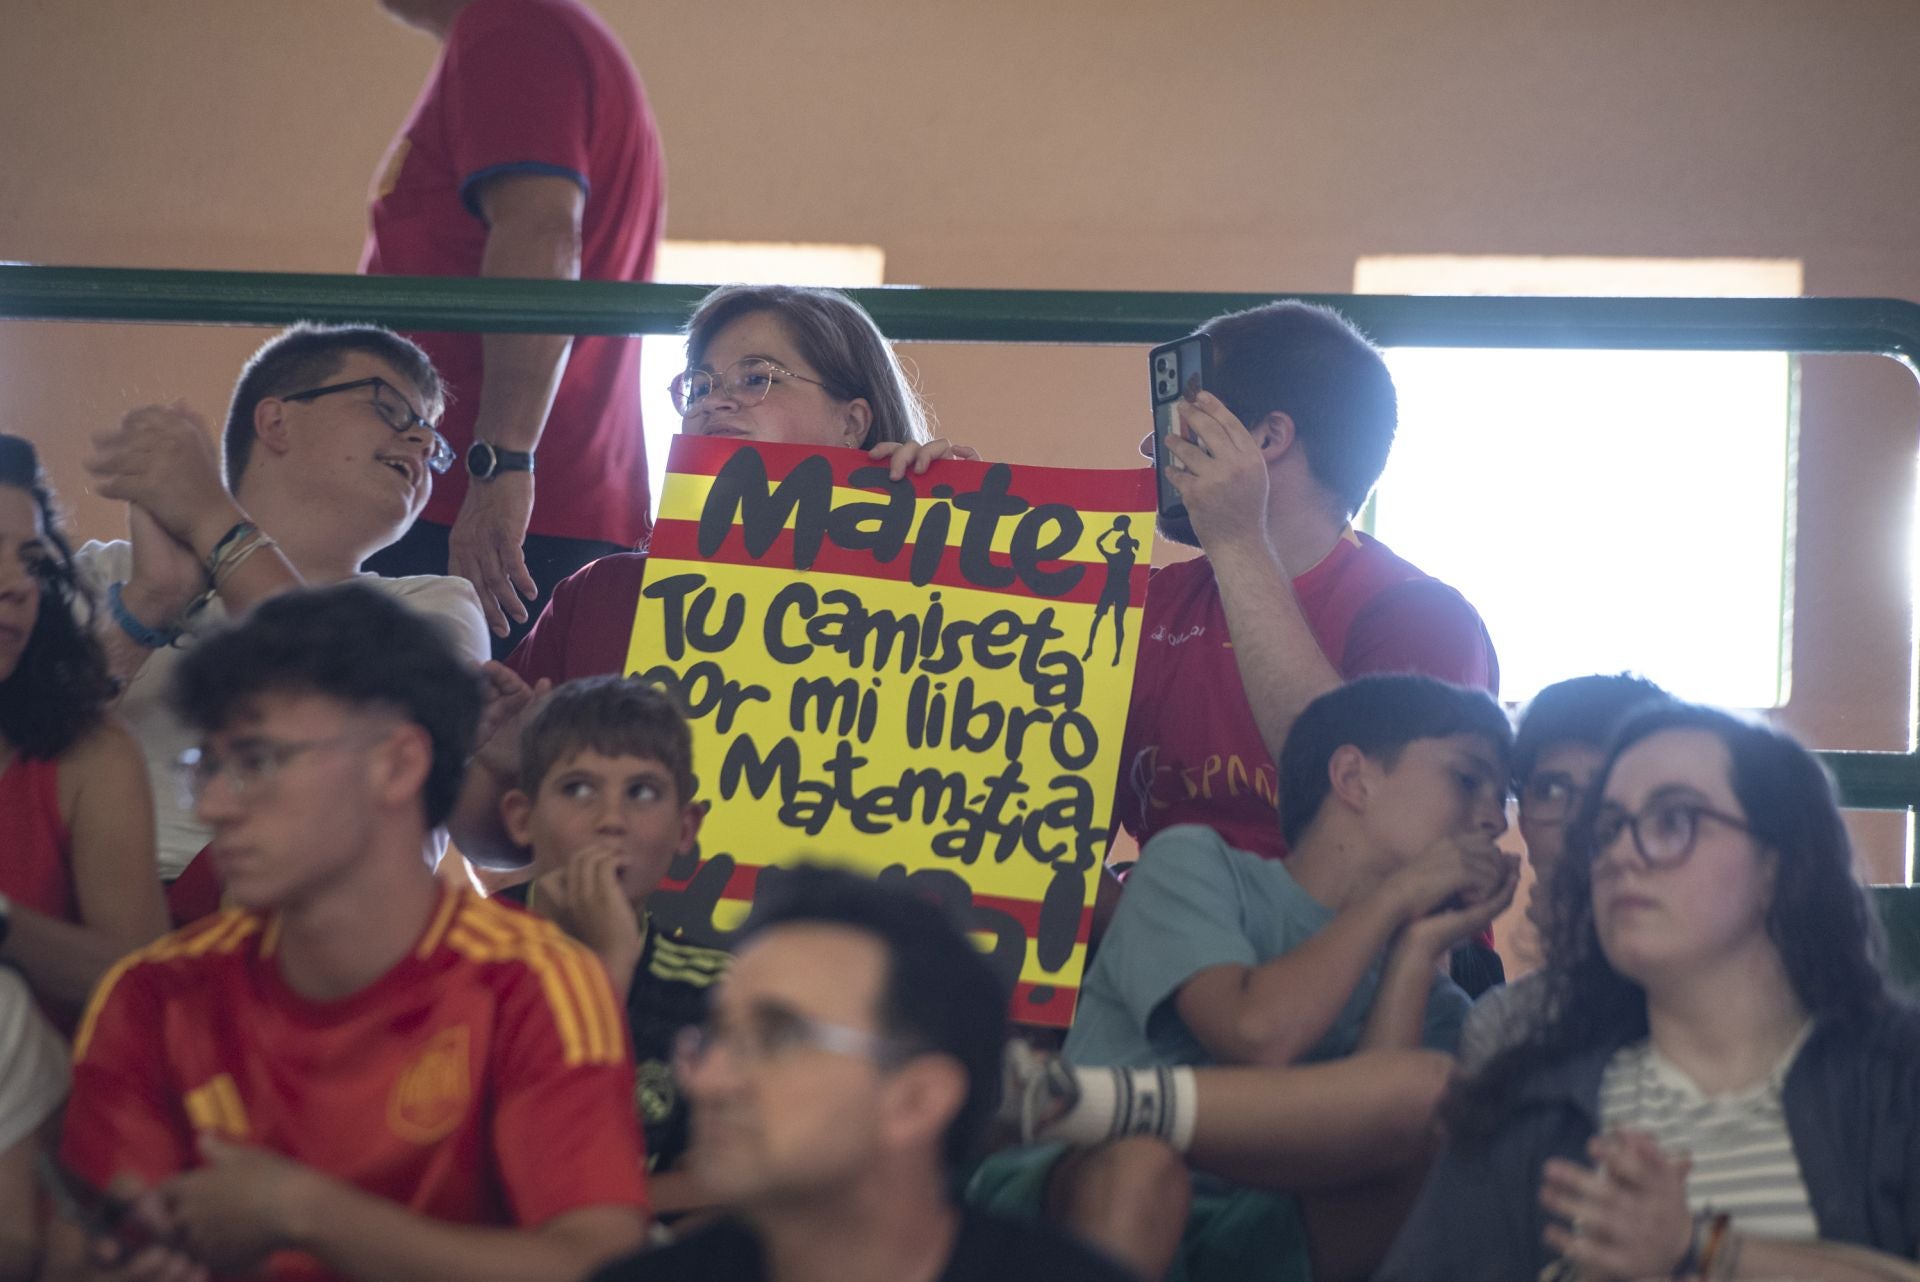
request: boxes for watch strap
[467,441,536,479]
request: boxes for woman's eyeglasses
[669,357,833,416]
[1589,795,1753,869]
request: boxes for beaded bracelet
[108,580,183,649]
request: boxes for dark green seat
[1871,885,1920,994]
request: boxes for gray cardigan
[1376,1004,1920,1281]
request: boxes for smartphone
[36,1151,160,1259]
[1148,333,1212,523]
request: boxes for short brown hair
[517,676,696,804]
[1198,301,1397,518]
[224,323,443,488]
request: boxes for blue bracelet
[108,580,183,649]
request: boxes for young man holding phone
[1119,301,1499,866]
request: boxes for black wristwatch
[466,441,536,480]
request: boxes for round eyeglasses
[280,377,454,474]
[1589,795,1753,870]
[669,357,834,416]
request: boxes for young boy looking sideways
[501,675,725,1212]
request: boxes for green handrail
[3,264,1918,814]
[5,265,1920,363]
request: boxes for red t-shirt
[64,885,648,1282]
[505,551,649,684]
[362,0,664,548]
[1117,532,1499,860]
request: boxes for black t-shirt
[591,1208,1137,1282]
[625,920,728,1172]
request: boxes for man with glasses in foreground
[1457,673,1669,1069]
[76,323,488,905]
[52,584,649,1282]
[590,864,1133,1282]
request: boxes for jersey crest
[387,1025,472,1144]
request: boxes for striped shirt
[1597,1028,1818,1240]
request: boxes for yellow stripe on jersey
[447,917,589,1062]
[415,884,464,959]
[184,1074,250,1138]
[184,1083,217,1132]
[445,900,624,1068]
[544,928,618,1063]
[212,1074,249,1136]
[187,912,260,959]
[73,912,261,1060]
[471,902,617,1061]
[445,925,502,961]
[72,950,143,1062]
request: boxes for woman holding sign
[449,285,977,864]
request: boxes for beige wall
[4,0,1918,877]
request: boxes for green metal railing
[4,264,1919,813]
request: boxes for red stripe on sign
[647,519,1150,608]
[1013,981,1077,1028]
[719,863,763,900]
[972,892,1094,946]
[657,860,1083,1028]
[662,435,1156,513]
[661,866,1091,951]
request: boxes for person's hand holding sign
[868,438,981,481]
[1161,392,1272,557]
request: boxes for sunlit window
[640,242,886,515]
[1353,256,1804,708]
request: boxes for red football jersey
[362,0,664,548]
[65,884,649,1282]
[1117,531,1499,860]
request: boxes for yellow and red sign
[628,436,1153,1026]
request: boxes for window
[641,242,886,515]
[1353,255,1804,707]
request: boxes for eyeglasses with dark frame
[668,357,836,416]
[279,377,454,474]
[674,1001,917,1073]
[1589,793,1754,870]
